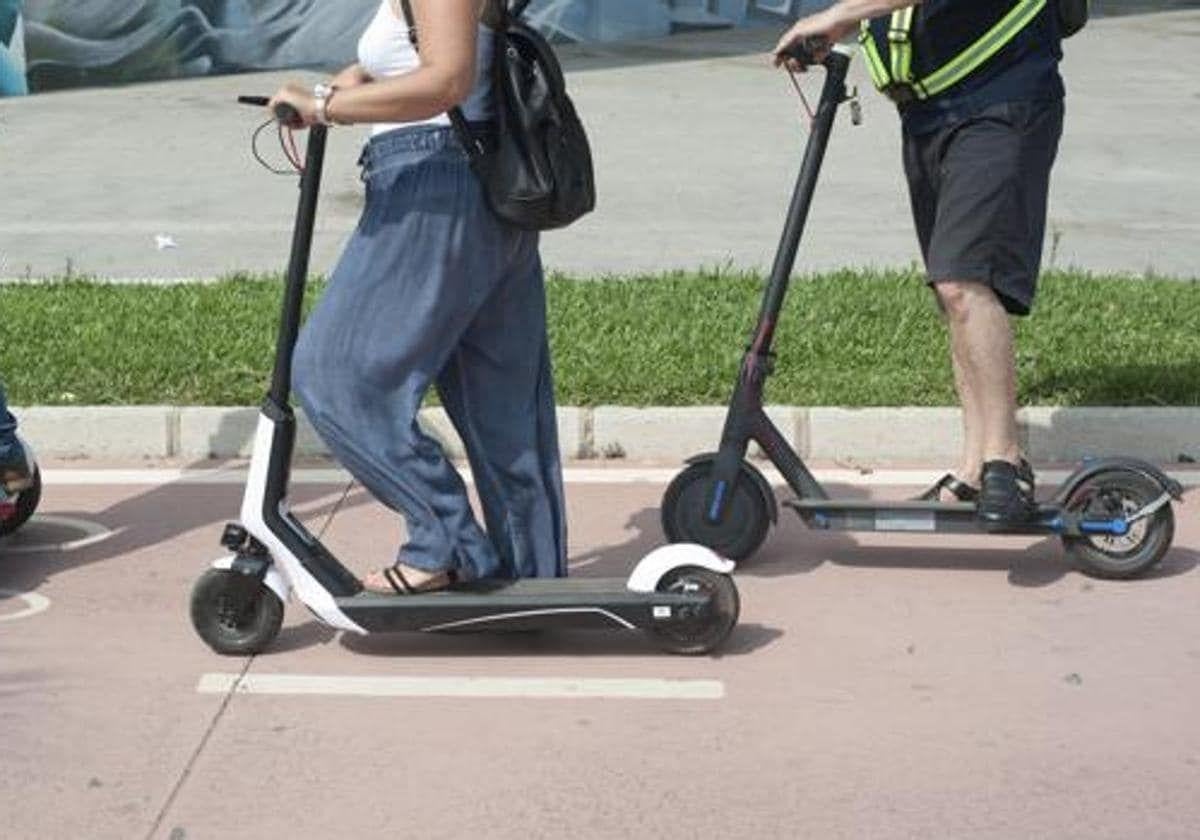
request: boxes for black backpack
[399,0,596,231]
[1058,0,1089,38]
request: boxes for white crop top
[357,0,494,136]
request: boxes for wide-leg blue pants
[293,125,567,581]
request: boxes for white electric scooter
[189,100,740,656]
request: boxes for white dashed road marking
[198,673,725,700]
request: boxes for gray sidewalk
[1,11,1198,281]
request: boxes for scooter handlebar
[776,36,832,69]
[237,95,301,126]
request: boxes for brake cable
[785,66,817,125]
[251,117,305,175]
[315,480,358,541]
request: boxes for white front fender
[626,544,736,593]
[211,554,291,604]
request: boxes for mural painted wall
[0,0,815,97]
[0,2,1183,97]
[0,2,853,97]
[2,1,1190,97]
[13,0,378,94]
[1,1,27,95]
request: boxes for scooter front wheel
[647,566,740,655]
[1062,469,1175,579]
[0,468,42,538]
[191,568,284,655]
[661,460,771,561]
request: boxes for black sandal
[367,565,457,596]
[383,566,414,594]
[914,473,979,503]
[978,459,1038,525]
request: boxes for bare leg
[949,347,984,492]
[935,281,1021,471]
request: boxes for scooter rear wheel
[1062,470,1175,579]
[0,468,42,538]
[647,566,739,655]
[661,460,771,561]
[191,568,284,655]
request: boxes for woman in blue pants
[268,0,567,595]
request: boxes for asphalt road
[1,465,1197,839]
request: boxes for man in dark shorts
[775,0,1064,525]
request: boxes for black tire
[647,566,740,656]
[661,460,771,561]
[0,468,41,538]
[1062,470,1175,580]
[191,568,284,655]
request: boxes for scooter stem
[752,52,850,355]
[269,124,329,410]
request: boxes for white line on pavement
[41,467,1200,487]
[197,673,725,700]
[0,589,52,623]
[0,515,118,554]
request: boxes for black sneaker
[0,436,36,495]
[977,459,1036,526]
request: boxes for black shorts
[902,99,1064,316]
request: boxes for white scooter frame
[190,105,740,657]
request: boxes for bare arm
[774,0,923,64]
[268,0,479,127]
[330,63,373,90]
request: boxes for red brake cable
[281,125,305,172]
[786,66,816,125]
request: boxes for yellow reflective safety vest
[859,0,1049,104]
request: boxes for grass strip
[1,268,1197,406]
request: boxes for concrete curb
[12,406,1199,465]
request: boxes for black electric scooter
[0,437,41,539]
[189,99,740,656]
[661,43,1183,579]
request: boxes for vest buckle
[882,83,917,105]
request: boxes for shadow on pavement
[809,541,1199,588]
[0,668,55,700]
[706,482,1195,589]
[333,620,780,659]
[0,468,375,596]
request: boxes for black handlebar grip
[273,103,302,125]
[236,95,301,125]
[778,35,831,67]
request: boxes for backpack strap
[396,0,487,156]
[397,0,420,48]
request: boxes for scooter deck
[787,498,1065,535]
[335,577,706,634]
